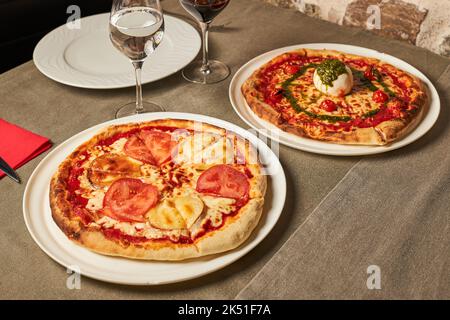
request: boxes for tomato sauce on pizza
[50,120,266,261]
[242,48,428,145]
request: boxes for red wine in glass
[180,0,230,23]
[179,0,231,84]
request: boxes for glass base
[115,101,164,119]
[182,60,230,84]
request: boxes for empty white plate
[229,43,440,156]
[33,13,201,89]
[22,112,286,285]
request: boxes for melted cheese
[107,138,127,154]
[147,200,187,230]
[87,154,141,188]
[202,196,236,211]
[287,66,381,118]
[85,190,105,211]
[201,196,236,228]
[174,196,204,228]
[174,133,221,165]
[87,145,105,161]
[140,165,166,191]
[201,137,235,165]
[87,193,237,240]
[175,133,236,166]
[92,216,189,241]
[189,213,208,238]
[78,131,244,242]
[78,170,92,190]
[188,196,237,237]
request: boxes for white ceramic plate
[33,13,201,89]
[229,43,441,156]
[23,113,286,285]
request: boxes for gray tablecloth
[0,0,449,299]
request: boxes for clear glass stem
[199,22,211,75]
[132,61,144,114]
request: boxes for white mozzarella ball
[313,65,354,97]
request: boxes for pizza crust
[194,198,264,256]
[241,48,430,146]
[51,187,266,262]
[50,119,267,261]
[65,198,265,261]
[78,230,201,261]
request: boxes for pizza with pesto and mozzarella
[242,48,429,145]
[50,119,266,261]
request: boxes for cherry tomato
[373,90,389,103]
[364,65,376,80]
[320,100,337,112]
[285,65,300,75]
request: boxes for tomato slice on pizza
[103,178,159,222]
[124,135,156,164]
[196,164,249,201]
[139,130,176,165]
[124,130,176,166]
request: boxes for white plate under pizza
[23,112,286,285]
[230,43,440,156]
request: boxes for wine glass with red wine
[179,0,231,84]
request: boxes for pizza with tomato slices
[242,48,429,145]
[49,119,266,261]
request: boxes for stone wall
[262,0,450,58]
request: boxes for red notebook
[0,119,52,179]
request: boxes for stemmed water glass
[109,0,165,118]
[179,0,231,84]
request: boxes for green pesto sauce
[281,64,352,123]
[316,59,347,87]
[352,68,396,97]
[280,63,387,123]
[352,69,378,92]
[363,109,380,118]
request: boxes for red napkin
[0,119,52,179]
